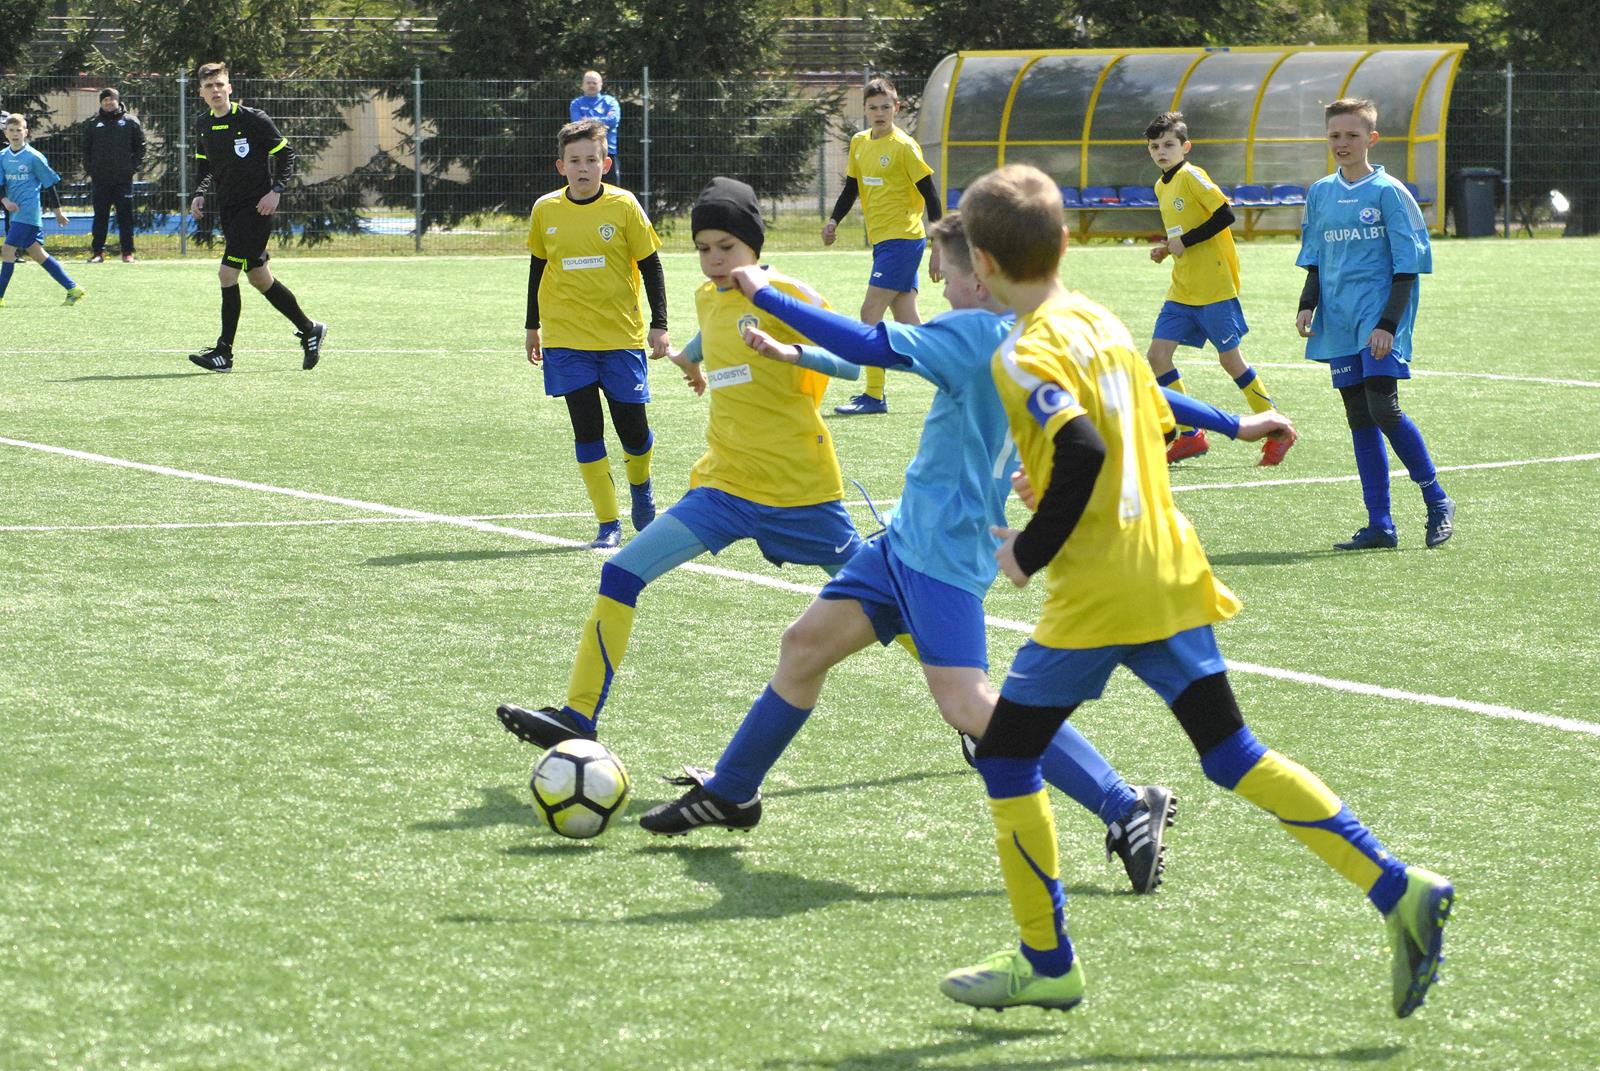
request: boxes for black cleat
[958,731,979,769]
[298,321,328,370]
[188,344,234,372]
[1424,497,1455,548]
[639,765,762,835]
[1334,525,1398,551]
[1106,785,1177,894]
[495,703,594,748]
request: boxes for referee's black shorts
[219,203,275,270]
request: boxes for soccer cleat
[495,703,595,748]
[629,479,656,532]
[833,393,888,416]
[87,252,105,264]
[0,298,6,308]
[940,948,1086,1012]
[1166,430,1209,463]
[121,253,135,263]
[1105,785,1177,894]
[64,287,86,305]
[188,344,234,372]
[638,765,762,835]
[297,321,328,370]
[1334,525,1398,551]
[1385,866,1454,1018]
[958,731,979,769]
[1424,497,1456,548]
[590,520,622,549]
[1258,433,1295,467]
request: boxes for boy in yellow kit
[1144,111,1291,465]
[526,118,670,549]
[822,77,942,415]
[940,164,1452,1019]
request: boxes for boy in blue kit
[1297,98,1454,550]
[941,163,1452,1017]
[1143,112,1290,466]
[0,115,86,308]
[638,215,1296,896]
[822,78,942,416]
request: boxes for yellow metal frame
[930,43,1468,236]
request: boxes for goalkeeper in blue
[939,164,1452,1019]
[639,214,1295,895]
[1297,97,1453,550]
[0,114,86,308]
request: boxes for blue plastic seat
[1060,187,1082,208]
[1270,183,1307,205]
[1231,183,1271,206]
[1118,185,1158,207]
[1403,181,1424,202]
[946,187,963,210]
[1081,185,1120,205]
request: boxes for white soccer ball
[530,739,632,839]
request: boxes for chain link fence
[4,66,1588,256]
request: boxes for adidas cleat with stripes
[638,765,761,835]
[1105,784,1177,894]
[188,344,234,372]
[495,703,595,749]
[1386,866,1455,1018]
[940,949,1085,1012]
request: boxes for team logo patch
[598,223,616,241]
[878,154,890,167]
[1173,197,1185,211]
[1359,206,1381,224]
[233,137,251,158]
[737,314,759,334]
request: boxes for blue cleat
[833,393,888,416]
[1385,866,1454,1017]
[629,479,656,532]
[590,520,622,549]
[1334,525,1398,551]
[1424,497,1455,548]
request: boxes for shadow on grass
[408,785,540,833]
[363,545,583,566]
[763,768,967,801]
[765,1026,1404,1070]
[50,369,296,382]
[1206,548,1349,567]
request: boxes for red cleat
[1258,431,1295,466]
[1166,430,1209,464]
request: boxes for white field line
[4,433,1595,738]
[1182,358,1600,391]
[1172,450,1600,493]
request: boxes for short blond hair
[3,114,25,128]
[1325,97,1378,132]
[960,165,1063,282]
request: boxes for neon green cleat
[940,948,1085,1011]
[1385,866,1454,1018]
[64,286,86,305]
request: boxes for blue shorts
[1329,347,1412,389]
[999,624,1228,708]
[543,347,651,402]
[667,486,863,569]
[4,222,43,250]
[819,535,987,668]
[1153,299,1249,352]
[868,238,925,293]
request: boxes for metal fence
[2,66,1591,257]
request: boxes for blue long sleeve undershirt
[678,330,858,380]
[751,285,912,369]
[1163,390,1240,439]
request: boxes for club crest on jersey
[1360,206,1381,224]
[233,137,251,158]
[878,154,890,167]
[737,314,759,334]
[1173,197,1185,211]
[598,223,616,241]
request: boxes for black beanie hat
[690,177,765,255]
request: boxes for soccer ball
[530,739,632,839]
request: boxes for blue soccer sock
[1382,416,1449,506]
[704,685,813,803]
[1350,425,1394,530]
[0,261,13,298]
[1040,722,1139,826]
[41,256,76,290]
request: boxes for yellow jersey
[991,291,1241,648]
[1156,162,1240,306]
[689,273,843,509]
[846,127,933,244]
[526,183,662,350]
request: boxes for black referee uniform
[194,101,294,269]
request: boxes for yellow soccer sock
[564,594,636,721]
[1232,749,1387,895]
[1234,366,1276,414]
[989,790,1068,955]
[577,456,619,524]
[623,441,653,488]
[1157,369,1195,434]
[864,365,886,401]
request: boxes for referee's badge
[598,223,616,241]
[233,137,251,158]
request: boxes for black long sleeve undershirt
[525,255,546,330]
[832,174,943,226]
[41,185,61,211]
[1298,266,1320,312]
[829,177,858,224]
[1179,203,1234,248]
[1376,273,1417,335]
[1012,415,1108,577]
[525,251,668,333]
[915,174,942,222]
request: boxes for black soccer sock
[220,284,242,347]
[262,280,314,333]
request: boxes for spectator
[84,87,146,263]
[568,70,621,185]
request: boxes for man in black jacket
[84,88,145,263]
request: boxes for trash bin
[1452,168,1500,238]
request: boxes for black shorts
[219,204,274,270]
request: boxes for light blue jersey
[0,144,62,228]
[1297,165,1431,363]
[881,309,1018,598]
